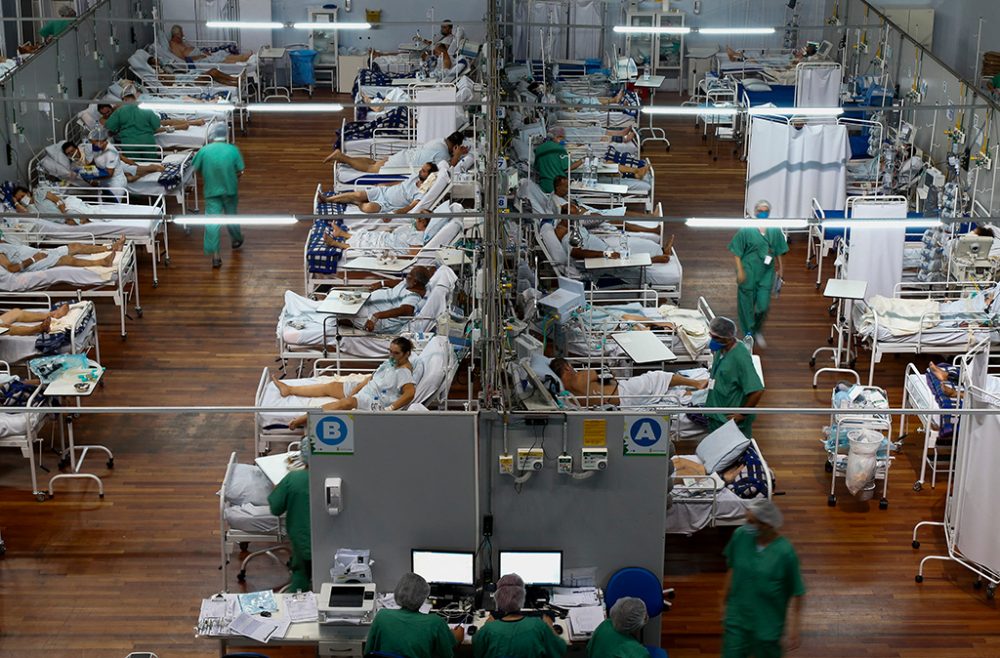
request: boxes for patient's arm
[387,382,416,411]
[570,246,619,260]
[395,199,421,214]
[364,303,416,331]
[671,374,708,389]
[0,252,42,273]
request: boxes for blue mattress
[739,82,795,108]
[813,209,957,241]
[849,134,870,159]
[343,174,407,185]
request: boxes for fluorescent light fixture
[822,219,941,229]
[205,20,282,29]
[698,27,776,35]
[292,21,371,30]
[642,106,738,116]
[174,216,298,226]
[612,25,691,35]
[687,218,810,229]
[140,101,236,114]
[245,103,345,113]
[748,106,844,117]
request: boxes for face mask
[708,338,726,352]
[91,144,103,153]
[756,211,769,219]
[744,523,759,536]
[559,140,567,146]
[387,357,398,367]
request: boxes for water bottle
[643,65,650,81]
[615,226,629,259]
[585,145,595,187]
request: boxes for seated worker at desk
[588,597,665,658]
[0,304,72,335]
[323,131,467,170]
[534,130,649,193]
[366,572,464,658]
[321,162,439,214]
[267,440,311,593]
[472,573,566,658]
[275,336,417,428]
[551,176,664,237]
[168,24,252,63]
[704,316,764,439]
[0,234,125,273]
[550,357,707,408]
[322,216,433,255]
[553,218,674,264]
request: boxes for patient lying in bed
[550,357,706,408]
[322,217,431,255]
[321,163,438,214]
[0,236,124,273]
[0,304,71,335]
[13,185,152,227]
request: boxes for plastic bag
[27,354,91,384]
[845,429,882,496]
[330,548,374,583]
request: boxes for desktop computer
[498,550,563,607]
[411,549,476,612]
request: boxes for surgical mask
[756,210,769,219]
[559,140,567,146]
[387,357,398,367]
[708,338,726,352]
[91,144,103,153]
[744,523,759,536]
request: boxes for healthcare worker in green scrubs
[39,5,75,40]
[705,316,764,438]
[191,122,245,268]
[366,572,464,658]
[267,439,311,593]
[104,88,161,159]
[722,499,805,658]
[729,200,788,348]
[534,127,582,193]
[472,573,566,658]
[588,597,665,658]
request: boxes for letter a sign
[623,416,669,455]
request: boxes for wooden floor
[1,105,998,657]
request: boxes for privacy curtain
[795,64,843,108]
[953,382,1000,576]
[569,0,603,60]
[745,117,848,219]
[416,88,458,144]
[846,199,907,301]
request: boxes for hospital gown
[344,360,415,410]
[352,281,423,333]
[0,243,68,272]
[87,144,129,201]
[385,139,449,168]
[366,174,422,212]
[347,224,423,253]
[559,224,663,284]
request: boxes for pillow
[40,143,75,179]
[224,503,280,532]
[224,463,273,506]
[742,80,772,92]
[539,223,568,265]
[696,420,751,474]
[412,163,451,212]
[128,50,155,78]
[424,216,449,241]
[529,354,565,393]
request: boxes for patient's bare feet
[50,304,70,320]
[664,233,675,254]
[270,371,293,397]
[928,362,950,382]
[323,149,342,164]
[111,235,126,252]
[634,162,651,179]
[97,252,116,267]
[38,317,52,333]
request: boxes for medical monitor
[411,549,475,586]
[499,550,563,586]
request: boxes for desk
[258,47,290,102]
[812,279,868,386]
[317,290,371,315]
[340,256,414,273]
[45,365,111,499]
[612,331,677,364]
[633,75,670,149]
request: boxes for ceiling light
[822,219,940,229]
[245,103,345,113]
[139,101,235,113]
[205,21,282,29]
[292,22,371,30]
[687,218,809,229]
[612,26,691,35]
[174,216,299,226]
[698,27,776,35]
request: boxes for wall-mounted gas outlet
[498,453,514,475]
[517,448,544,472]
[581,448,608,471]
[557,453,573,474]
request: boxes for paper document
[568,606,605,636]
[285,592,320,623]
[550,587,601,607]
[229,613,281,643]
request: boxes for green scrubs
[992,73,1000,89]
[39,19,72,39]
[706,342,764,438]
[191,141,245,255]
[534,139,572,193]
[366,608,457,658]
[267,469,312,593]
[587,619,648,658]
[104,104,162,159]
[722,525,805,658]
[472,617,567,658]
[728,228,788,337]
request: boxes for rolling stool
[605,566,674,658]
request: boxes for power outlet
[581,448,608,471]
[498,453,514,475]
[516,448,544,472]
[557,453,573,474]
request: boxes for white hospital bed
[255,335,459,454]
[900,362,954,493]
[0,360,50,500]
[0,294,100,365]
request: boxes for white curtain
[745,117,848,219]
[416,88,458,144]
[795,65,843,107]
[846,200,907,301]
[569,0,603,60]
[953,389,1000,575]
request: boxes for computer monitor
[411,549,475,586]
[498,550,563,586]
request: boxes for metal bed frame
[0,359,51,501]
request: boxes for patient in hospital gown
[550,357,707,408]
[323,217,432,255]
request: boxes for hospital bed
[219,451,289,589]
[255,335,460,454]
[554,89,640,128]
[900,362,955,492]
[71,99,227,152]
[853,281,999,385]
[0,294,100,366]
[0,360,49,500]
[4,184,169,287]
[337,107,415,158]
[667,437,774,535]
[0,241,140,338]
[142,38,257,92]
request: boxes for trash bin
[846,429,882,498]
[289,49,318,85]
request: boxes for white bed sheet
[0,307,97,365]
[0,251,123,292]
[127,152,194,196]
[666,453,760,534]
[10,215,159,239]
